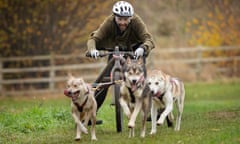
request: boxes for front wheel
[113,71,123,132]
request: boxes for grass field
[0,80,240,144]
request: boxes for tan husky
[147,70,185,134]
[64,74,97,141]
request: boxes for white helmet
[112,1,134,17]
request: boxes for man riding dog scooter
[86,1,155,124]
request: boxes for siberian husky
[147,70,185,134]
[120,57,152,138]
[64,74,97,141]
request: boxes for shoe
[88,120,103,126]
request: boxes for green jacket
[87,14,155,56]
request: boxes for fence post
[196,46,202,80]
[0,58,2,92]
[49,53,55,92]
[233,57,238,76]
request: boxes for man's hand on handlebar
[134,47,144,59]
[89,50,99,59]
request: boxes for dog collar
[85,84,91,95]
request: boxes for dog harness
[153,78,180,101]
[127,87,136,103]
[126,74,146,103]
[73,85,90,112]
[74,96,88,112]
[127,82,151,104]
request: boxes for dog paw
[128,122,135,128]
[75,137,81,141]
[150,131,156,135]
[81,127,88,134]
[91,137,97,141]
[157,121,163,126]
[174,127,180,131]
[140,132,146,138]
[157,119,164,126]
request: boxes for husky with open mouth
[147,69,185,134]
[64,74,97,141]
[119,57,151,138]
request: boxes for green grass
[0,80,240,144]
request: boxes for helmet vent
[120,7,123,12]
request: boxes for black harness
[127,87,136,103]
[73,86,90,112]
[74,96,88,112]
[157,92,165,101]
[127,82,150,103]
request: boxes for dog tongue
[131,85,137,92]
[155,91,162,97]
[64,89,70,97]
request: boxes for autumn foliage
[186,0,240,47]
[184,0,240,76]
[0,0,116,57]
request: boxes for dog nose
[151,90,154,95]
[64,89,72,97]
[132,79,137,84]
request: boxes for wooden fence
[150,45,240,79]
[0,46,239,95]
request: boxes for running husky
[64,74,97,141]
[147,70,185,134]
[120,57,152,138]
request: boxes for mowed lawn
[0,80,239,144]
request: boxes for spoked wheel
[113,71,123,132]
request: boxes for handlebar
[86,51,135,58]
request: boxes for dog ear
[84,83,90,93]
[164,72,171,90]
[76,78,88,93]
[126,56,132,64]
[80,79,89,93]
[137,57,143,65]
[78,77,84,84]
[67,73,74,79]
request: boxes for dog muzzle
[130,75,145,92]
[64,89,80,101]
[64,89,71,97]
[152,90,165,98]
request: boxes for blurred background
[0,0,239,95]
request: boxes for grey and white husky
[119,57,152,138]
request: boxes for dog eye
[73,84,78,88]
[148,82,151,85]
[155,82,159,85]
